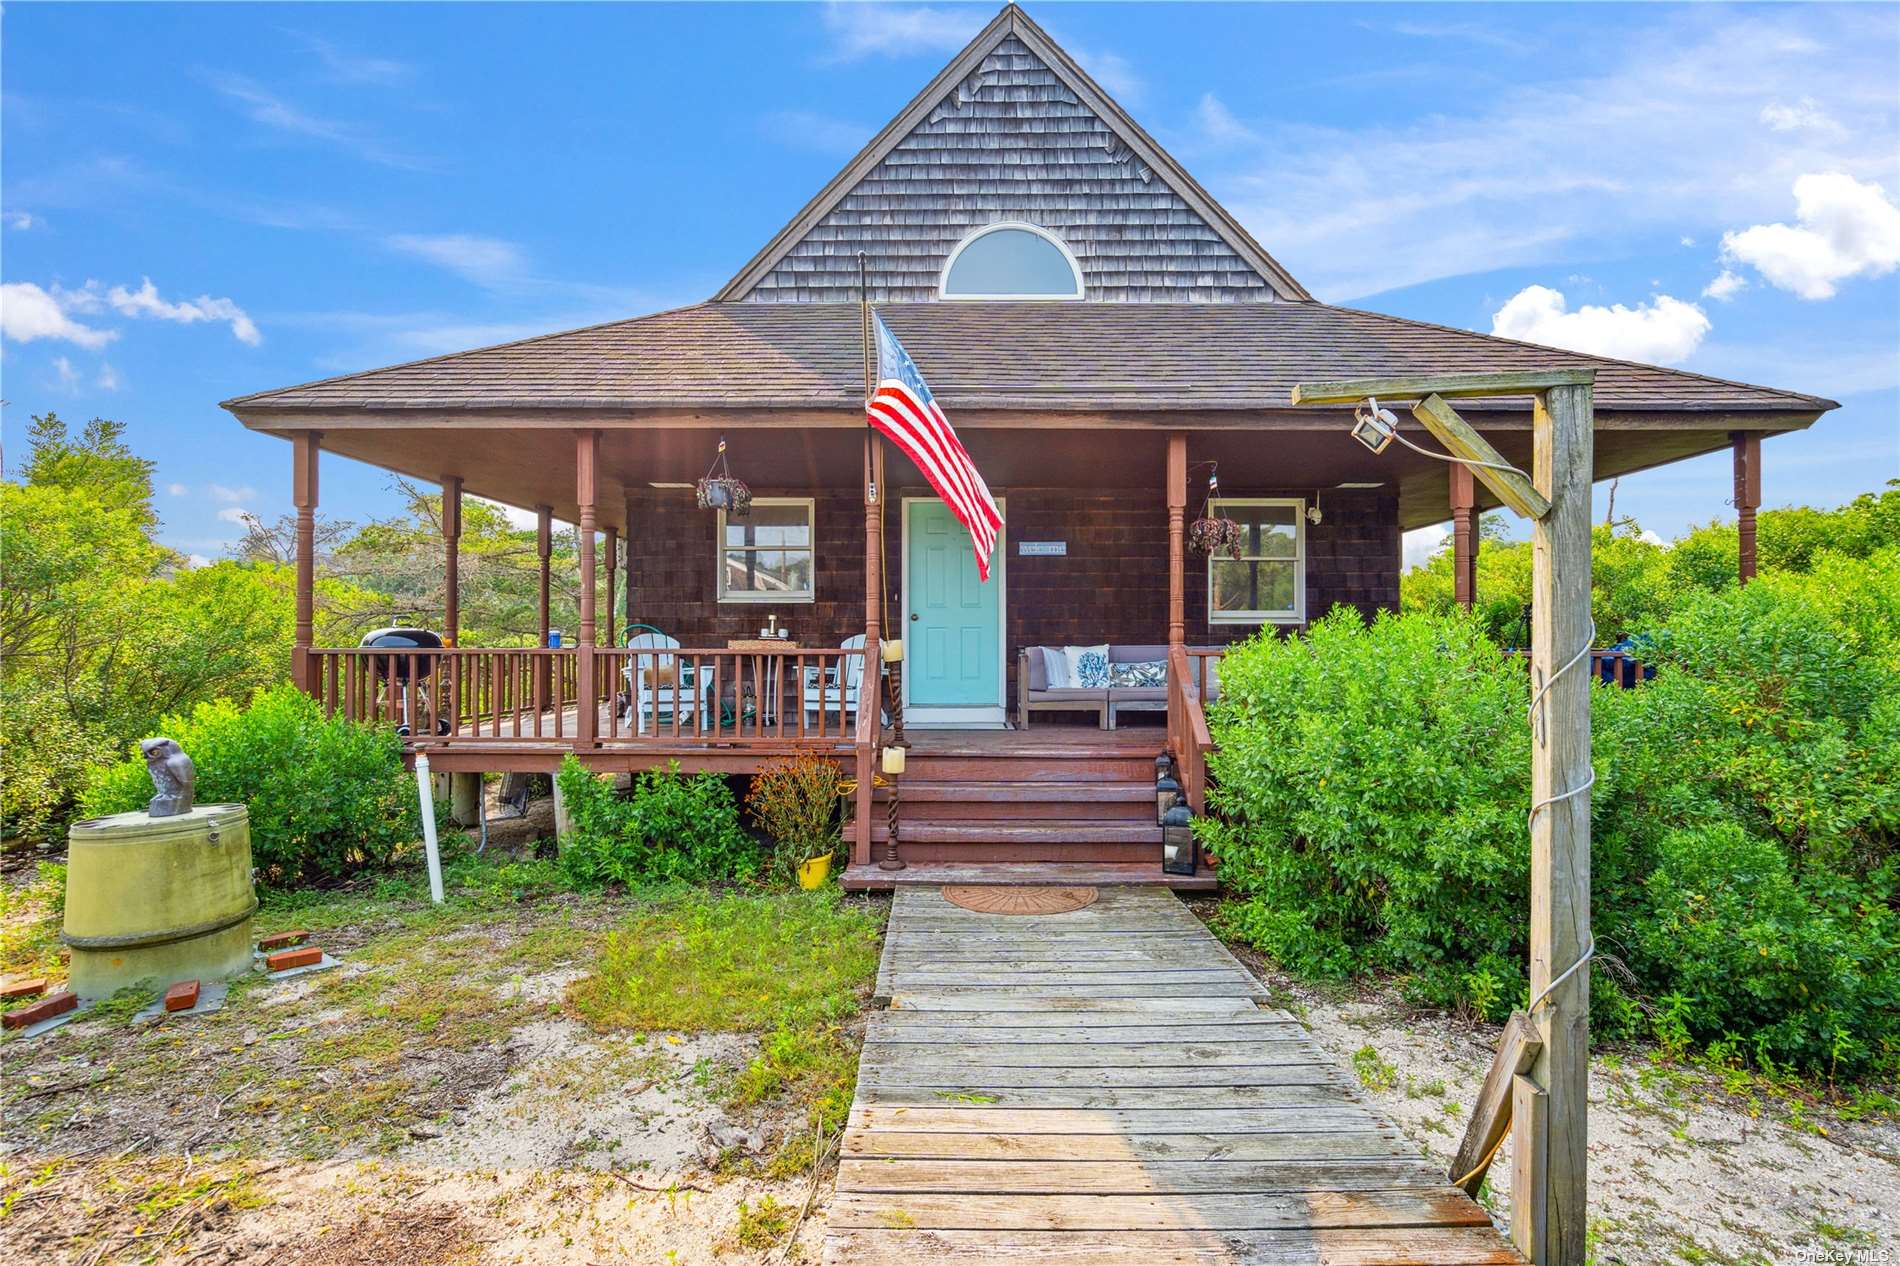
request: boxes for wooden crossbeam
[1449,1010,1542,1196]
[1289,369,1596,405]
[1412,395,1552,521]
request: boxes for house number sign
[1018,541,1067,556]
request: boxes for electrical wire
[1385,426,1531,478]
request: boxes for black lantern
[695,436,752,516]
[1155,756,1182,825]
[1161,797,1197,875]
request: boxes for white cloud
[1403,525,1450,572]
[4,211,37,230]
[1490,285,1711,364]
[385,234,528,287]
[207,483,258,503]
[757,110,873,157]
[1199,7,1900,299]
[185,553,212,569]
[475,497,541,531]
[1374,18,1540,56]
[1680,236,1697,247]
[215,506,250,525]
[1195,94,1258,147]
[0,282,118,348]
[95,363,122,391]
[1702,269,1748,301]
[167,483,190,497]
[1719,172,1900,300]
[105,278,261,345]
[203,71,432,170]
[52,356,80,391]
[289,31,414,85]
[1638,528,1667,546]
[1068,44,1143,103]
[820,2,984,61]
[1760,97,1845,139]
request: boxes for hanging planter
[1187,465,1241,560]
[695,436,752,516]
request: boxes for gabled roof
[223,301,1836,417]
[712,5,1311,304]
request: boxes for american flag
[866,312,1004,580]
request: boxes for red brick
[3,990,77,1030]
[164,980,201,1013]
[0,977,48,1002]
[257,930,311,951]
[265,946,322,972]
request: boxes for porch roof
[225,300,1835,419]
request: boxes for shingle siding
[740,37,1277,305]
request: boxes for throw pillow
[1109,660,1166,688]
[1038,646,1071,689]
[1064,644,1111,689]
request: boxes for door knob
[910,613,919,621]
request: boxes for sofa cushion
[1108,685,1168,703]
[1109,660,1166,688]
[1110,644,1170,665]
[1029,687,1109,703]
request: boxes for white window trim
[938,221,1086,301]
[717,496,816,604]
[1207,497,1306,626]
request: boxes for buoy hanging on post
[414,753,445,904]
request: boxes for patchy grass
[1352,1043,1398,1092]
[726,1194,792,1251]
[0,862,65,984]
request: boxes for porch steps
[841,861,1217,890]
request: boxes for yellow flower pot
[796,854,834,889]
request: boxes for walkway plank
[823,886,1522,1266]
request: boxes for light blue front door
[907,500,1001,708]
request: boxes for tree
[16,412,160,533]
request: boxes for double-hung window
[717,498,815,603]
[1207,498,1304,624]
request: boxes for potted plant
[745,752,845,888]
[1187,465,1242,560]
[695,435,753,517]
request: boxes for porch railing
[1505,647,1650,688]
[1166,645,1219,814]
[307,645,867,751]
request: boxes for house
[223,6,1837,888]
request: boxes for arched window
[940,223,1084,299]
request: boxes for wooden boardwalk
[823,887,1524,1265]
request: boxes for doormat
[941,885,1099,915]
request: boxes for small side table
[726,638,800,727]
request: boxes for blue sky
[4,1,1896,567]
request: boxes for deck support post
[442,476,462,644]
[575,431,600,750]
[603,525,618,647]
[535,504,553,710]
[1527,381,1594,1266]
[1732,430,1760,583]
[622,495,636,631]
[1166,433,1187,650]
[1450,460,1478,610]
[291,432,320,694]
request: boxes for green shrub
[2,686,105,848]
[82,684,419,882]
[556,755,758,887]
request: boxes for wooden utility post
[291,432,320,693]
[1293,369,1596,1266]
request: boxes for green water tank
[63,804,256,1000]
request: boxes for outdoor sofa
[1017,643,1222,730]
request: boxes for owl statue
[141,737,196,818]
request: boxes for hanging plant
[1188,514,1242,560]
[695,435,752,516]
[1187,464,1241,560]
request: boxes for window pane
[1210,559,1296,616]
[944,227,1081,296]
[723,549,812,595]
[1214,502,1298,560]
[725,503,810,549]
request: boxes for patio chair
[623,628,717,735]
[802,634,876,729]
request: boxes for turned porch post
[1732,431,1761,584]
[291,432,320,693]
[535,504,553,710]
[1166,433,1187,650]
[1450,460,1479,610]
[442,476,462,644]
[575,431,600,748]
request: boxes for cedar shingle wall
[622,487,1399,683]
[743,36,1275,305]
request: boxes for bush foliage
[83,685,421,882]
[555,756,759,887]
[747,753,847,879]
[1204,561,1900,1075]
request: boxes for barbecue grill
[360,628,450,736]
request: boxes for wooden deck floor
[824,887,1523,1265]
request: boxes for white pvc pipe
[414,753,445,904]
